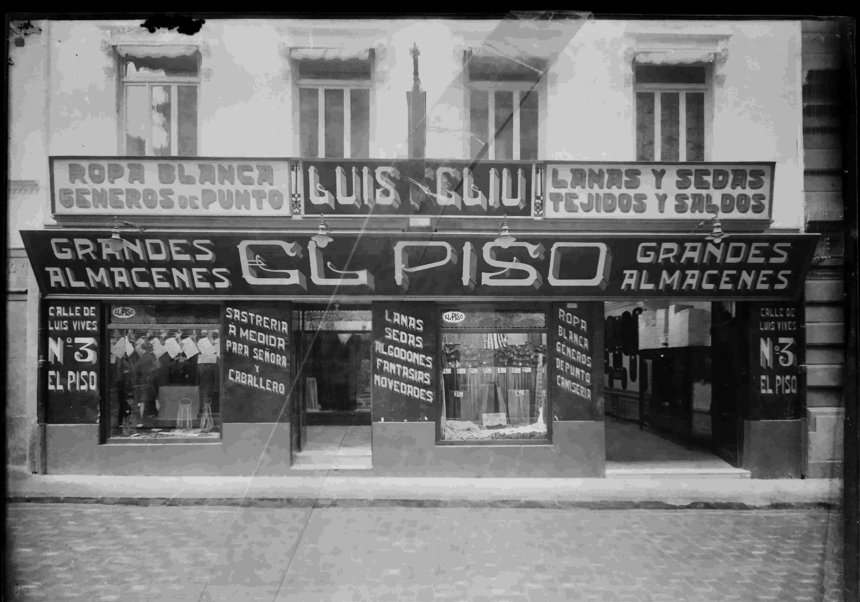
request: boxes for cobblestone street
[6,503,844,602]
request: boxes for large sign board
[45,300,101,423]
[50,158,777,225]
[299,159,536,218]
[21,231,817,300]
[544,162,775,222]
[50,157,292,218]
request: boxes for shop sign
[112,306,136,319]
[50,157,292,217]
[299,159,536,218]
[545,162,774,222]
[45,301,101,423]
[748,301,804,420]
[371,302,437,422]
[549,302,601,421]
[221,302,292,422]
[21,231,817,300]
[442,311,465,324]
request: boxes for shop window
[466,52,544,162]
[635,64,707,162]
[107,304,221,440]
[119,46,200,157]
[294,49,373,159]
[440,308,549,443]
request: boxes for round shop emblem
[112,307,136,319]
[442,311,465,324]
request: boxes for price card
[111,338,126,359]
[197,336,215,355]
[457,369,467,375]
[482,368,493,374]
[482,413,507,427]
[152,338,168,359]
[164,337,181,359]
[497,368,507,374]
[453,391,464,398]
[511,367,522,374]
[523,367,532,373]
[469,368,478,374]
[443,368,452,374]
[182,337,200,359]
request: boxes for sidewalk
[6,469,842,509]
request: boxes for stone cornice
[9,180,39,194]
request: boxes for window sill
[104,438,222,446]
[436,439,552,447]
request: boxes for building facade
[6,16,841,478]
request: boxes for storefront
[21,157,818,477]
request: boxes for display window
[107,304,221,440]
[439,308,549,442]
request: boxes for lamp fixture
[495,214,516,248]
[705,217,728,243]
[690,210,729,245]
[311,213,333,248]
[107,217,146,253]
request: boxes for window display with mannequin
[108,304,221,440]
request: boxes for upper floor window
[635,64,707,162]
[466,52,544,162]
[119,46,200,157]
[293,49,373,159]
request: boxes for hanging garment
[507,389,531,425]
[443,367,462,419]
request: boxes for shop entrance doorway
[290,305,372,470]
[603,301,748,477]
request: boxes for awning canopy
[634,50,716,65]
[289,47,372,61]
[114,45,199,59]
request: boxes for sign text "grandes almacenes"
[21,232,817,300]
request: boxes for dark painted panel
[549,302,603,421]
[747,302,804,420]
[371,302,437,423]
[45,301,101,424]
[221,302,291,423]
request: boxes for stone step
[605,466,751,479]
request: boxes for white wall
[7,18,805,242]
[711,21,803,230]
[7,20,49,246]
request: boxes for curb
[6,496,841,511]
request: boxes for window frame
[119,52,201,157]
[436,304,552,446]
[466,80,541,162]
[295,69,374,159]
[104,302,222,443]
[634,67,710,162]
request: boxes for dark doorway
[291,306,372,468]
[301,331,372,425]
